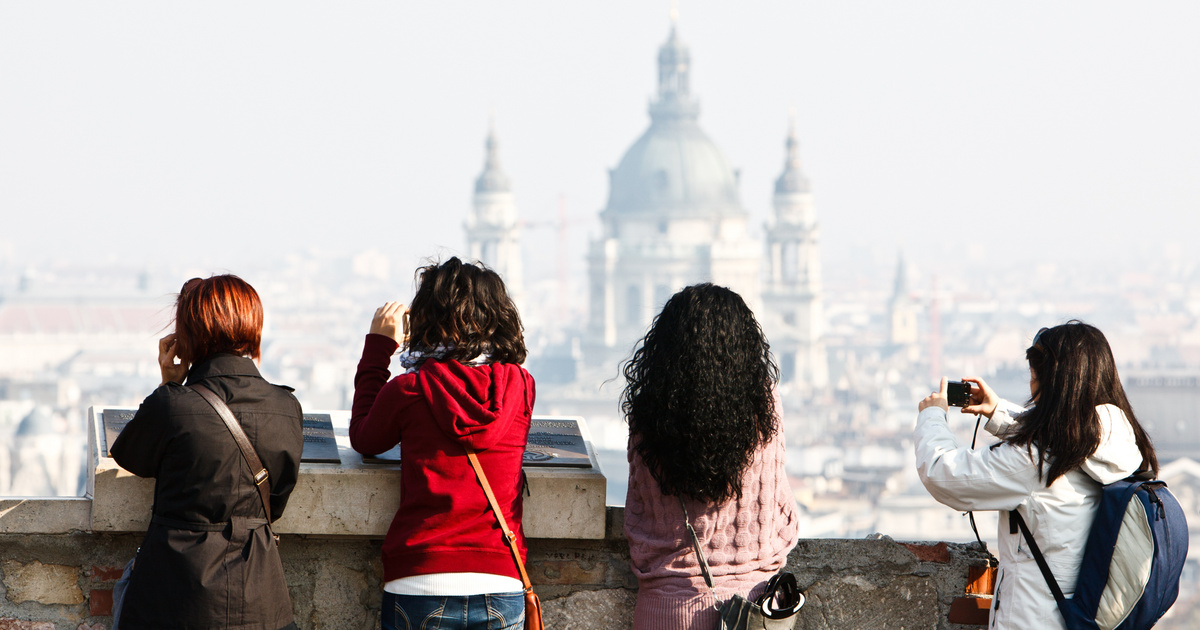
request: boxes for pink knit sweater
[624,426,800,630]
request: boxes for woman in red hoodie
[350,257,535,630]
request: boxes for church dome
[606,121,741,216]
[603,24,743,218]
[15,405,59,438]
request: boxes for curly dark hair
[1006,320,1158,485]
[406,257,526,365]
[622,283,779,503]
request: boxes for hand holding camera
[918,377,999,417]
[959,377,999,418]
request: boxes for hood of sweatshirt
[1080,403,1144,484]
[415,359,535,451]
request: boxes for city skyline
[2,5,1198,572]
[2,3,1199,295]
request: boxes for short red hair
[174,275,263,365]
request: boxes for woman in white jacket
[914,322,1158,630]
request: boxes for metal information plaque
[97,408,341,464]
[99,409,136,458]
[362,418,594,468]
[300,414,340,464]
[362,444,402,464]
[523,417,593,468]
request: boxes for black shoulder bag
[680,497,805,629]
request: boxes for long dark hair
[406,257,526,365]
[1006,321,1158,485]
[622,283,779,503]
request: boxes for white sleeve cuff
[984,399,1026,437]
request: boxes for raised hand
[918,377,949,412]
[370,302,408,343]
[961,377,999,418]
[158,333,188,386]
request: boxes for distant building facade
[461,21,830,387]
[889,254,918,348]
[465,123,524,312]
[4,405,83,496]
[584,24,766,362]
[761,118,828,388]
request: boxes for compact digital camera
[946,380,972,407]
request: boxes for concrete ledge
[89,449,606,539]
[523,468,607,539]
[86,410,607,539]
[0,498,90,534]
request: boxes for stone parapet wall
[0,505,991,630]
[532,508,991,629]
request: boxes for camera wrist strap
[966,414,998,567]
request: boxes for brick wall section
[0,508,992,630]
[902,541,951,564]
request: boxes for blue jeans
[111,557,135,630]
[382,592,525,630]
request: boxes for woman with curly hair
[350,257,535,630]
[623,283,800,630]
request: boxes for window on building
[625,285,641,325]
[781,242,799,282]
[654,284,671,308]
[780,352,796,383]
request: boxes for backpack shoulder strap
[192,383,273,524]
[1010,508,1066,604]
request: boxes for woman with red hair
[111,275,304,630]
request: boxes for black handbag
[681,498,805,630]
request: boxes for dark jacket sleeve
[267,392,304,521]
[110,386,173,478]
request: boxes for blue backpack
[1011,476,1189,630]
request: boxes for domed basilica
[466,21,828,389]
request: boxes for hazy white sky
[2,2,1198,287]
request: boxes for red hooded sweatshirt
[349,334,536,582]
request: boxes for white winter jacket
[914,402,1144,630]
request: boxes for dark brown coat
[111,354,303,630]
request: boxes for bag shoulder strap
[464,446,533,592]
[192,383,273,524]
[680,497,716,589]
[1009,508,1065,604]
[679,497,722,612]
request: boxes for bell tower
[762,114,828,389]
[465,121,524,310]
